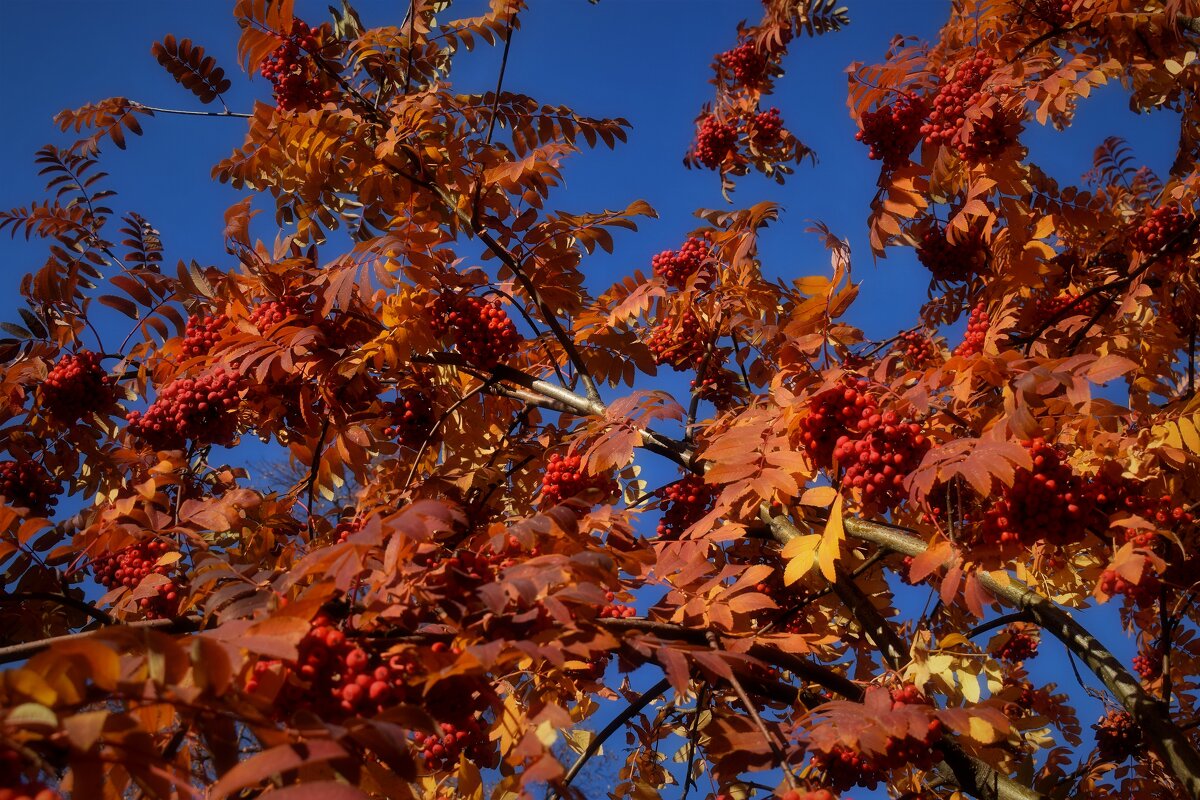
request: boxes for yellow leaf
[818,495,845,582]
[958,670,981,703]
[800,486,838,507]
[782,535,820,585]
[969,715,1000,744]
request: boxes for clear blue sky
[0,1,1176,795]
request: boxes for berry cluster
[91,539,182,618]
[980,438,1087,548]
[430,295,522,370]
[691,368,742,410]
[692,115,739,169]
[1131,206,1196,259]
[259,19,331,112]
[384,393,435,450]
[1098,566,1159,606]
[181,313,229,358]
[779,790,839,800]
[890,683,930,707]
[916,223,988,283]
[1133,645,1162,681]
[994,626,1039,662]
[1031,0,1074,27]
[1029,292,1097,329]
[0,786,60,800]
[1093,710,1142,762]
[856,94,928,170]
[42,350,114,424]
[652,237,711,290]
[833,413,930,511]
[599,591,636,618]
[540,453,616,507]
[126,367,242,450]
[646,310,710,368]
[657,475,717,538]
[248,616,423,720]
[1088,473,1194,546]
[953,302,989,357]
[0,748,60,800]
[750,108,785,147]
[896,330,939,369]
[334,516,365,544]
[718,40,769,88]
[248,295,309,332]
[413,715,490,772]
[922,52,1014,161]
[810,745,887,792]
[0,459,59,516]
[798,381,879,466]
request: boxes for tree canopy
[2,1,1200,800]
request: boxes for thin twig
[706,630,797,788]
[551,677,670,799]
[131,103,252,119]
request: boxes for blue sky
[0,0,1177,796]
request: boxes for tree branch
[551,676,671,799]
[835,514,1200,799]
[0,591,114,626]
[0,617,198,666]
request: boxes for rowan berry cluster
[890,683,929,707]
[1088,473,1194,544]
[1098,566,1159,605]
[652,237,711,289]
[952,104,1018,162]
[657,475,717,538]
[0,749,59,800]
[994,626,1039,662]
[540,453,615,507]
[126,368,242,449]
[384,393,435,450]
[430,294,522,370]
[181,313,229,358]
[334,516,365,544]
[717,40,769,88]
[0,786,60,800]
[0,459,59,516]
[42,350,114,424]
[750,108,785,147]
[1133,645,1162,681]
[692,368,742,410]
[413,714,490,772]
[779,790,839,800]
[1093,709,1142,762]
[1130,206,1196,258]
[249,616,425,721]
[810,745,887,792]
[833,413,930,511]
[856,95,927,170]
[1029,292,1097,329]
[979,438,1088,548]
[916,223,988,283]
[92,539,182,618]
[647,310,710,368]
[599,591,637,618]
[798,380,879,466]
[896,330,939,369]
[259,19,331,112]
[692,115,740,169]
[953,302,989,357]
[248,295,309,332]
[1031,0,1075,27]
[922,52,1013,161]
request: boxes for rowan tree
[2,2,1200,800]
